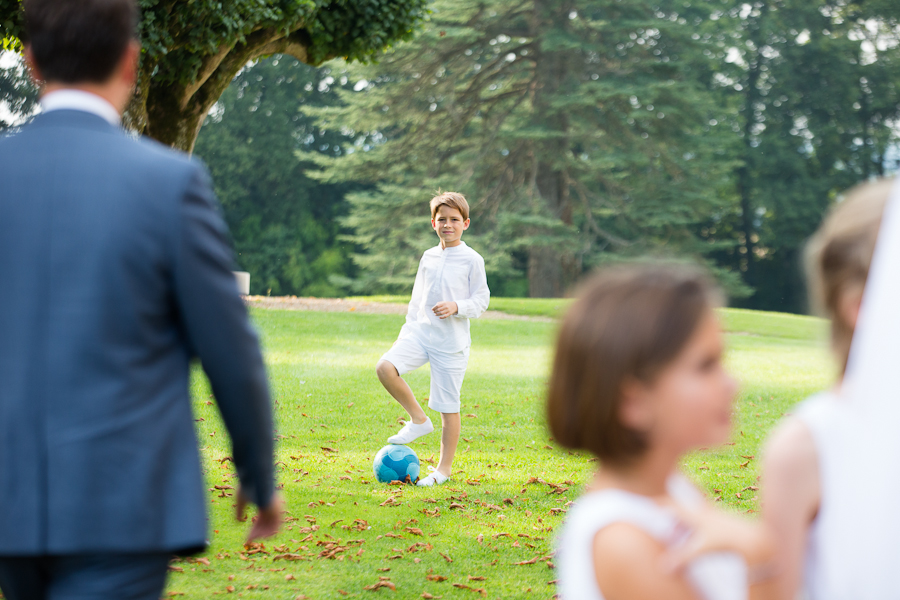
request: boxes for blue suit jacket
[0,110,274,555]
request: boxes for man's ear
[24,45,44,85]
[119,40,140,88]
[618,378,654,433]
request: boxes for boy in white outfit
[375,192,490,487]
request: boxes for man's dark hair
[24,0,138,84]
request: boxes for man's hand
[236,488,284,543]
[432,301,458,319]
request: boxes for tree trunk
[527,0,575,298]
[737,1,769,300]
[125,29,312,153]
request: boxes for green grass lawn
[170,303,833,599]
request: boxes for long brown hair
[806,178,892,374]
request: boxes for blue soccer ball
[373,444,420,484]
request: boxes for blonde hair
[806,178,892,373]
[430,192,469,220]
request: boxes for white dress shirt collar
[40,89,121,126]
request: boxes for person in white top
[758,177,898,600]
[549,265,772,600]
[375,192,490,487]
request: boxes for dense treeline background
[3,1,900,311]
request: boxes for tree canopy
[193,55,358,296]
[3,0,900,309]
[0,0,428,151]
[301,0,900,306]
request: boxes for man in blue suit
[0,1,281,598]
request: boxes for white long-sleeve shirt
[398,241,490,353]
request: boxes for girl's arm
[755,418,820,600]
[593,523,703,600]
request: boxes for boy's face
[432,205,470,248]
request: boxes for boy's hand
[433,301,458,319]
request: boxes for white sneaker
[416,466,449,487]
[387,417,434,444]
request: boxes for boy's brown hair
[430,192,469,221]
[547,264,721,464]
[806,178,891,374]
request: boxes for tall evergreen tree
[194,56,356,296]
[701,0,900,311]
[309,0,746,298]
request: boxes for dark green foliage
[193,56,357,296]
[304,0,900,307]
[0,0,21,51]
[0,52,36,130]
[305,0,749,298]
[698,0,900,312]
[1,0,429,150]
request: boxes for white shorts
[380,335,469,413]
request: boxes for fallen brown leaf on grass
[448,503,465,510]
[364,577,397,591]
[407,542,433,553]
[426,574,448,582]
[513,557,541,565]
[380,497,401,507]
[421,594,443,599]
[452,583,486,596]
[406,527,424,536]
[476,534,483,543]
[272,553,306,561]
[439,552,453,563]
[468,576,487,581]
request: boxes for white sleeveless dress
[791,179,900,599]
[555,474,747,600]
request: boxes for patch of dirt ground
[244,296,553,322]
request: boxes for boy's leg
[417,347,468,486]
[436,412,461,477]
[375,360,427,424]
[376,337,434,444]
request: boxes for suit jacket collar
[27,109,123,134]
